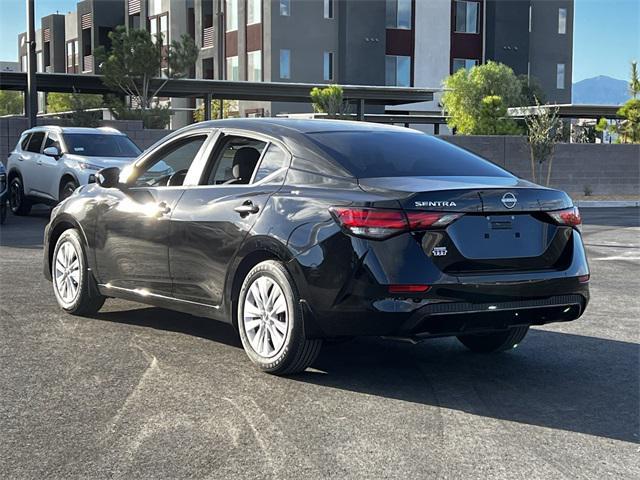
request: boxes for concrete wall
[441,135,640,196]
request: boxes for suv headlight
[77,161,103,171]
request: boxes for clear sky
[0,0,638,83]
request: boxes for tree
[616,98,640,143]
[441,61,523,134]
[629,61,640,99]
[310,85,349,118]
[193,99,239,122]
[46,92,104,113]
[476,95,521,135]
[0,90,23,116]
[524,100,562,185]
[94,26,198,110]
[518,74,546,106]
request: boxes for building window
[323,51,334,81]
[453,58,478,72]
[279,49,290,79]
[557,63,565,89]
[247,0,261,24]
[385,55,410,87]
[455,1,479,34]
[386,0,411,29]
[226,0,238,31]
[558,8,567,34]
[21,55,27,72]
[226,55,239,80]
[36,51,43,73]
[324,0,333,19]
[149,13,169,45]
[247,50,262,81]
[280,0,290,16]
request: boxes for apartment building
[17,0,573,121]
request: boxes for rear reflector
[330,207,462,239]
[388,284,431,294]
[548,206,582,229]
[578,274,590,283]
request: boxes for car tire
[237,260,322,375]
[9,176,32,216]
[457,326,529,353]
[59,179,79,201]
[52,229,105,316]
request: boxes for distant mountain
[572,75,630,105]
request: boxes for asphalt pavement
[0,207,638,479]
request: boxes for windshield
[307,130,513,178]
[63,134,141,158]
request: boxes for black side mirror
[43,146,61,159]
[96,167,121,189]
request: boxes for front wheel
[457,326,529,353]
[52,229,105,315]
[237,260,322,375]
[9,177,32,216]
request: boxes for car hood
[64,154,137,169]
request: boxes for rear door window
[25,132,45,153]
[205,136,267,185]
[253,144,288,183]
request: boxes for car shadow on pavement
[297,330,639,444]
[94,306,243,348]
[0,210,50,249]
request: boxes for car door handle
[234,201,259,215]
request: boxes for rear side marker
[578,274,590,283]
[388,284,431,294]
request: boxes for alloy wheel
[9,180,21,211]
[54,240,81,305]
[243,276,289,358]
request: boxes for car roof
[188,117,412,135]
[23,126,126,135]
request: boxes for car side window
[44,133,61,151]
[253,144,288,183]
[26,132,45,153]
[129,135,208,187]
[19,133,31,151]
[205,136,267,185]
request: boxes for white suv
[6,126,141,215]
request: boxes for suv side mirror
[43,146,61,159]
[96,167,121,189]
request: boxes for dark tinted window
[26,132,45,153]
[254,144,288,182]
[19,134,31,150]
[62,134,141,158]
[307,130,513,178]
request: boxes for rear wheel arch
[228,249,286,331]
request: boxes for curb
[575,200,640,208]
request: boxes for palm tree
[630,61,640,99]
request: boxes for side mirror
[43,146,61,159]
[96,167,121,189]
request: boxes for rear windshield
[63,134,141,158]
[307,130,512,178]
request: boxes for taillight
[548,206,582,230]
[330,207,462,239]
[388,284,430,294]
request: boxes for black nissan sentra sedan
[43,119,589,374]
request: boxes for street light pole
[26,0,38,127]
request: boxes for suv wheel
[52,229,105,315]
[9,176,32,216]
[238,260,322,375]
[457,326,530,353]
[59,178,79,201]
